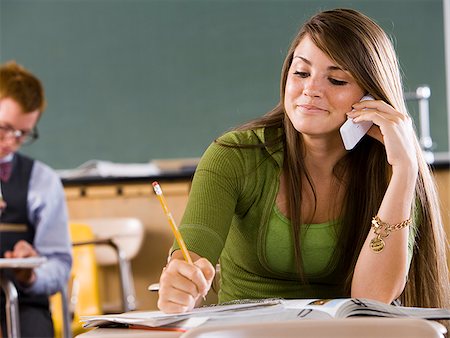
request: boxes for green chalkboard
[0,0,447,169]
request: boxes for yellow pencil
[152,181,193,265]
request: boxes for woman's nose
[302,77,322,98]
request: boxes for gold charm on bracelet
[369,216,411,253]
[370,235,385,253]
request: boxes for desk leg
[0,277,20,338]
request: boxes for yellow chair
[52,223,102,338]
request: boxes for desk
[77,328,179,338]
[0,257,47,338]
[75,318,446,338]
[0,275,19,337]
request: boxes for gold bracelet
[369,215,411,253]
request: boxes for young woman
[157,8,450,317]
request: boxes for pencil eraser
[152,182,162,195]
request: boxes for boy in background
[0,61,72,337]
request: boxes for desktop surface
[76,318,446,338]
[76,328,181,338]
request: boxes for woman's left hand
[347,99,418,171]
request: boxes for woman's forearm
[351,165,418,302]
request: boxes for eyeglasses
[0,124,39,145]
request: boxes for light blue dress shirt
[3,153,72,296]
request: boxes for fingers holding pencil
[158,253,215,313]
[153,181,215,313]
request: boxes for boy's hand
[3,240,38,285]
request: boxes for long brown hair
[227,8,449,310]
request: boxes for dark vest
[0,153,49,308]
[0,153,34,255]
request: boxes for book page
[339,298,450,319]
[283,298,349,319]
[285,298,450,320]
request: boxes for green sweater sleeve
[172,132,250,265]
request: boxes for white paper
[0,257,47,268]
[57,160,161,179]
[81,299,283,328]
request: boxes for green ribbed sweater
[173,127,415,302]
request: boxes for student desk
[0,257,47,338]
[77,328,178,338]
[76,318,446,338]
[0,274,19,338]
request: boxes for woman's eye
[329,78,347,86]
[293,71,309,78]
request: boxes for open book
[283,298,450,320]
[80,298,450,331]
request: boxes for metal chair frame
[72,238,136,312]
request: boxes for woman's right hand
[157,251,215,313]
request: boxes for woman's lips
[297,104,327,113]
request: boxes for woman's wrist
[391,160,418,181]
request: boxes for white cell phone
[339,94,375,150]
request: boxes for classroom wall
[0,0,448,169]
